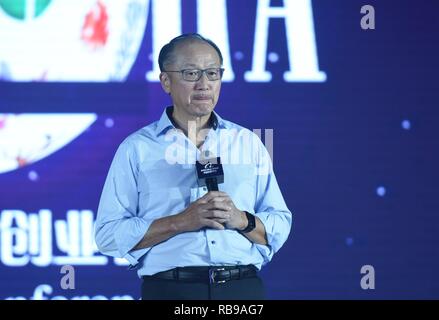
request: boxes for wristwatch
[240,211,256,233]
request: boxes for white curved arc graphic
[0,113,97,174]
[0,0,149,81]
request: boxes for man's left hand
[206,191,247,230]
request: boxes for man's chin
[190,104,214,117]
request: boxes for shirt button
[211,241,216,245]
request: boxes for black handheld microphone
[196,157,224,191]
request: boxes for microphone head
[196,157,224,187]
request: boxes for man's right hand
[177,191,232,232]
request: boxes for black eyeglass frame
[164,68,225,82]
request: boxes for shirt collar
[155,106,227,136]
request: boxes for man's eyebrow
[180,63,220,68]
[180,63,198,68]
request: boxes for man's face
[160,41,222,119]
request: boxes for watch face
[248,213,256,228]
[242,212,256,233]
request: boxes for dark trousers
[141,275,265,300]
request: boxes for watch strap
[240,211,256,233]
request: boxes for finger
[205,210,231,219]
[202,218,225,230]
[196,195,212,205]
[196,195,222,205]
[201,191,228,202]
[212,218,229,224]
[208,196,233,206]
[204,201,232,212]
[208,196,230,204]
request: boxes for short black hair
[158,33,223,72]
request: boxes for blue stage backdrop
[0,0,438,299]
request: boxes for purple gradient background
[0,0,438,299]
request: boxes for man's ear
[159,72,171,94]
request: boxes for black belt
[143,265,258,284]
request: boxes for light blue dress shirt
[95,107,292,277]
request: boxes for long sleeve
[252,136,293,264]
[94,110,293,276]
[94,139,152,266]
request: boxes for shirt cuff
[114,217,154,261]
[255,211,276,247]
[123,248,149,269]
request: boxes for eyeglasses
[164,68,225,82]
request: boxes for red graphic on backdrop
[16,156,28,167]
[81,1,109,49]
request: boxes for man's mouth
[192,95,212,101]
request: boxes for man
[95,33,292,300]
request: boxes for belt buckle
[209,267,226,284]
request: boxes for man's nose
[195,71,210,89]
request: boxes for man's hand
[204,191,268,245]
[177,191,233,232]
[134,191,265,251]
[134,191,266,250]
[205,191,247,231]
